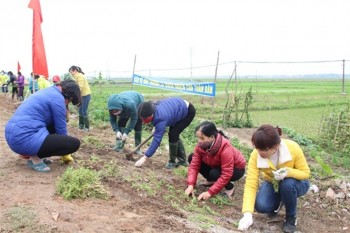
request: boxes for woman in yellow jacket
[238,124,310,233]
[69,66,91,131]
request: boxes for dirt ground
[0,93,349,233]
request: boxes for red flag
[28,0,49,79]
[17,61,21,72]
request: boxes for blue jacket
[107,91,144,134]
[145,97,189,157]
[5,86,67,155]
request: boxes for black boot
[78,115,84,129]
[282,216,297,233]
[176,139,188,167]
[83,116,90,132]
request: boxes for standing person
[107,91,144,153]
[69,65,91,132]
[37,75,51,90]
[28,73,39,93]
[0,70,9,93]
[5,80,81,172]
[7,71,18,100]
[238,124,310,233]
[135,97,196,168]
[16,72,25,101]
[184,121,246,200]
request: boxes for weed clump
[56,167,111,200]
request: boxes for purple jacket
[16,75,25,88]
[145,97,189,157]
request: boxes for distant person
[7,71,18,100]
[5,80,81,172]
[28,74,39,93]
[185,121,246,200]
[16,72,25,101]
[37,75,51,90]
[107,91,144,153]
[135,97,196,168]
[52,75,61,85]
[238,124,310,233]
[69,65,91,132]
[0,70,9,93]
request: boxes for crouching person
[5,80,81,172]
[238,124,310,233]
[107,91,144,153]
[185,121,246,200]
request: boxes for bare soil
[0,94,349,233]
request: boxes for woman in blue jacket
[135,97,196,169]
[5,80,81,172]
[107,91,144,153]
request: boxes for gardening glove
[116,131,122,140]
[122,133,128,141]
[135,155,148,167]
[238,212,253,230]
[272,167,288,181]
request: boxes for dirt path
[0,94,349,233]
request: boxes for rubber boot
[83,116,90,132]
[61,154,74,164]
[114,128,125,152]
[134,131,142,155]
[78,115,84,129]
[176,139,188,167]
[165,142,178,169]
[282,216,297,233]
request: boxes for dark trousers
[188,153,245,190]
[168,103,196,143]
[118,117,143,132]
[37,125,80,158]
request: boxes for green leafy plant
[56,167,111,200]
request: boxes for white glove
[116,131,122,140]
[122,133,128,141]
[272,168,288,181]
[238,212,253,230]
[135,155,148,167]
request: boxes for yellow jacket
[73,72,91,97]
[0,74,8,85]
[242,139,310,213]
[38,77,51,90]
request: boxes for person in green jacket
[107,91,144,153]
[238,124,310,233]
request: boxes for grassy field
[88,78,349,140]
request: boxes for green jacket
[107,91,144,134]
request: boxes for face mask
[142,115,153,124]
[197,141,213,150]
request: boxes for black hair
[195,121,228,139]
[69,65,85,75]
[60,80,81,105]
[251,124,282,150]
[7,71,13,75]
[138,101,155,118]
[18,72,22,75]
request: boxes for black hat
[138,101,155,118]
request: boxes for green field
[89,78,349,140]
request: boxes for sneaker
[282,216,297,233]
[224,187,235,199]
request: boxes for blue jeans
[79,94,91,117]
[255,178,310,217]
